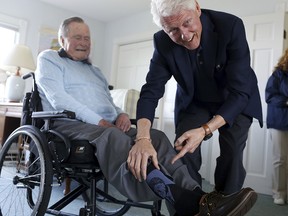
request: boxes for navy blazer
[266,69,288,130]
[137,9,263,127]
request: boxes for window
[0,13,27,99]
[0,25,19,64]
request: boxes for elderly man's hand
[115,113,131,132]
[98,119,116,128]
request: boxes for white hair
[151,0,197,28]
[58,17,85,47]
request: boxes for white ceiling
[39,0,288,23]
[39,0,150,22]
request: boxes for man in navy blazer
[135,0,263,195]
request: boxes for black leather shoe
[198,187,257,216]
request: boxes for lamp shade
[2,44,36,72]
[1,44,36,102]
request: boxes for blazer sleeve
[214,18,259,126]
[136,33,172,123]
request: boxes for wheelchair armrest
[32,110,76,119]
[130,119,137,126]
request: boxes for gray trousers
[52,119,199,202]
[269,129,288,201]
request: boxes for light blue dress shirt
[35,49,123,124]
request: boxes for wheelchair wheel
[94,177,131,216]
[0,125,53,216]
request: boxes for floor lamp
[1,44,36,102]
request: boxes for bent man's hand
[171,127,204,164]
[127,139,159,181]
[172,115,225,164]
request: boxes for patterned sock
[146,163,175,205]
[146,163,205,215]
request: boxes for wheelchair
[0,72,163,216]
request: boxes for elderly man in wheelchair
[0,16,257,216]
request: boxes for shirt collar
[58,48,91,65]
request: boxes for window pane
[0,26,18,62]
[0,26,18,99]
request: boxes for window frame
[0,13,27,99]
[0,13,27,44]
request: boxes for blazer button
[216,64,221,70]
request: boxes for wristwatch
[202,124,213,140]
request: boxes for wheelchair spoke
[0,127,52,216]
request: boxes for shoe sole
[227,188,258,216]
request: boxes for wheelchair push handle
[22,72,38,92]
[22,72,35,80]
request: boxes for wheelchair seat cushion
[53,139,96,164]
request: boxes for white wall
[102,11,160,85]
[199,0,288,17]
[0,0,106,69]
